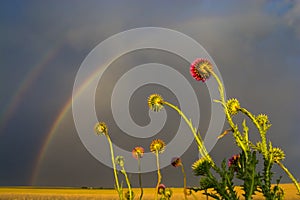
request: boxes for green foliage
[196,160,238,200]
[236,151,260,199]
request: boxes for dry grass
[0,184,299,200]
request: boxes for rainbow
[30,63,106,185]
[30,94,73,185]
[0,43,63,133]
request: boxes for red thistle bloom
[190,58,213,82]
[157,184,166,195]
[171,157,182,167]
[132,146,145,159]
[228,154,241,172]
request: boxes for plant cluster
[94,58,300,199]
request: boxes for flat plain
[0,184,299,200]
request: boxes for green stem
[163,101,214,165]
[239,107,268,159]
[106,136,122,199]
[239,108,261,132]
[263,159,273,198]
[210,71,237,132]
[181,164,187,200]
[121,166,133,200]
[210,71,249,158]
[155,150,161,200]
[246,156,256,200]
[277,162,300,195]
[138,157,143,200]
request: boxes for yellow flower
[94,122,108,136]
[115,156,125,167]
[192,157,212,176]
[150,139,166,154]
[256,114,271,128]
[226,98,240,115]
[148,94,164,112]
[271,147,285,163]
[164,188,173,198]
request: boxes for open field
[0,184,299,200]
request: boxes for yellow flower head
[164,188,173,198]
[256,114,271,128]
[115,156,125,167]
[271,147,285,163]
[94,122,108,136]
[226,98,240,115]
[148,94,164,112]
[192,157,212,176]
[150,139,166,154]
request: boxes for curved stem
[155,150,161,200]
[163,101,213,164]
[239,108,261,132]
[106,136,122,199]
[138,157,143,200]
[210,71,237,132]
[210,70,249,158]
[277,162,300,195]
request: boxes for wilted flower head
[125,190,134,200]
[132,146,145,159]
[94,122,108,136]
[150,139,166,154]
[171,157,182,167]
[228,154,241,172]
[226,98,240,115]
[184,188,192,196]
[115,156,125,167]
[157,184,166,195]
[190,58,213,82]
[192,157,212,176]
[148,94,164,112]
[274,186,284,199]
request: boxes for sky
[1,0,300,188]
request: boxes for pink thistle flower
[190,58,213,82]
[157,184,166,195]
[132,146,145,159]
[228,154,241,172]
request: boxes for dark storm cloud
[1,0,300,187]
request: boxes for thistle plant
[189,58,300,199]
[191,156,239,200]
[132,146,145,200]
[116,156,134,200]
[171,157,188,200]
[94,122,123,199]
[147,94,214,165]
[150,139,166,200]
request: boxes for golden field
[0,184,299,200]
